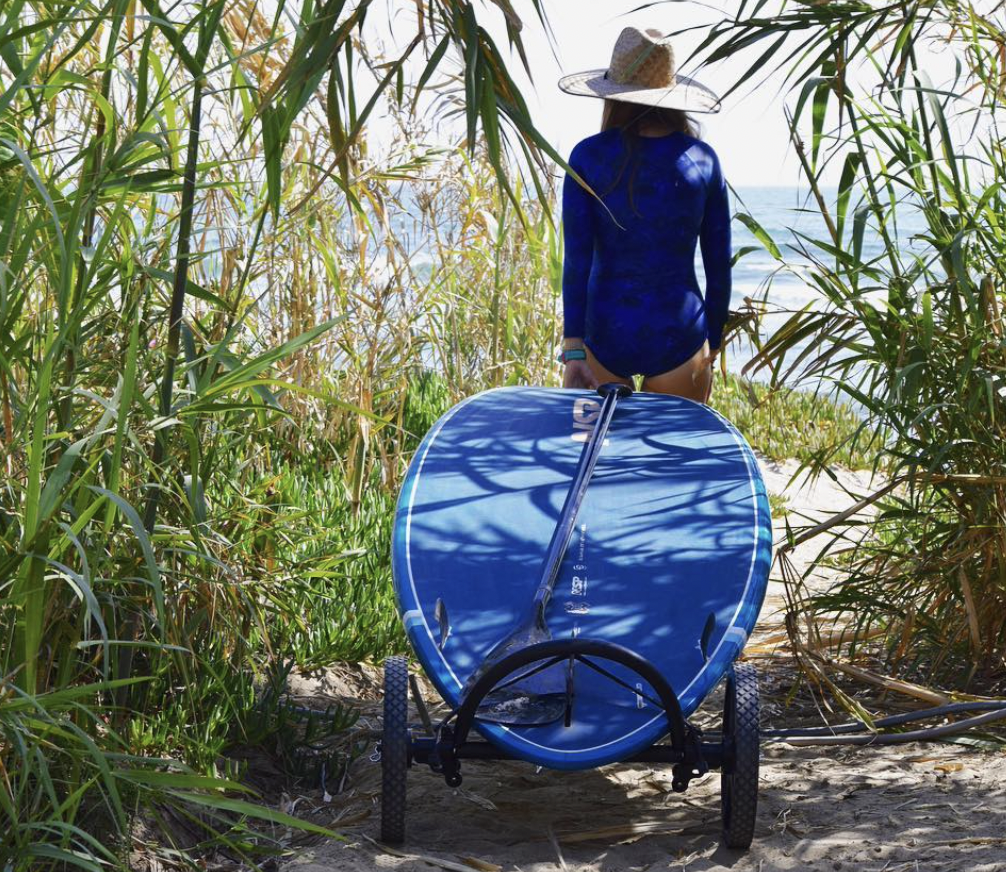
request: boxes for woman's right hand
[563,359,600,390]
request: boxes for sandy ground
[278,456,1006,872]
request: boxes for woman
[557,27,730,402]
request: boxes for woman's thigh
[641,340,712,402]
[584,345,634,389]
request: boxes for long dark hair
[601,99,698,137]
[601,99,698,212]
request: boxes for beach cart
[380,384,773,849]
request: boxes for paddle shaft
[462,383,633,697]
[528,383,632,622]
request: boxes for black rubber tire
[381,655,409,844]
[721,661,760,850]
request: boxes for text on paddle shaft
[566,523,590,615]
[566,399,597,616]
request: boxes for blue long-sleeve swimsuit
[562,129,732,378]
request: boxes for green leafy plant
[691,1,1006,691]
[0,0,581,861]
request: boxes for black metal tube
[765,706,1006,747]
[762,700,1006,738]
[412,739,725,769]
[630,742,725,769]
[452,638,686,752]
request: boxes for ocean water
[729,185,925,304]
[721,186,931,383]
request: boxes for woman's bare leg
[641,341,713,402]
[584,346,634,390]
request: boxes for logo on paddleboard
[571,397,610,445]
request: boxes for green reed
[0,0,564,865]
[693,1,1006,690]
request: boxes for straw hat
[558,27,721,114]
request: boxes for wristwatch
[557,348,587,364]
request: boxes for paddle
[465,382,633,723]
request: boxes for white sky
[490,1,802,187]
[368,1,966,189]
[369,0,805,187]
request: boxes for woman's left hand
[563,359,600,390]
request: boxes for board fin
[700,612,717,663]
[434,598,450,649]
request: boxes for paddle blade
[476,687,567,725]
[464,620,568,725]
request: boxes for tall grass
[0,0,567,865]
[692,1,1006,692]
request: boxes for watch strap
[558,348,588,364]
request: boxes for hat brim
[558,69,721,114]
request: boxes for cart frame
[379,639,760,850]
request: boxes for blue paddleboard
[392,387,772,770]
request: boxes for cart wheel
[721,661,759,850]
[381,655,409,844]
